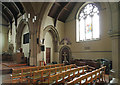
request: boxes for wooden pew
[2,63,27,67]
[10,63,64,83]
[39,61,45,66]
[99,66,106,82]
[37,65,88,84]
[27,64,76,83]
[11,66,40,83]
[10,68,22,83]
[40,63,64,70]
[67,66,106,85]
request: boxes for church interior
[0,1,120,84]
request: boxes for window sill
[76,38,100,42]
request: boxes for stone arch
[59,46,72,63]
[76,2,102,19]
[16,19,29,50]
[75,2,113,33]
[43,25,59,52]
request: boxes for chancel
[1,1,120,84]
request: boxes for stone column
[29,18,35,66]
[0,12,2,85]
[109,2,120,84]
[111,34,120,84]
[29,32,34,66]
[117,2,120,84]
[33,30,37,66]
[30,33,37,66]
[30,22,37,66]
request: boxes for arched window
[76,3,100,42]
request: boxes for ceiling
[1,2,25,25]
[1,2,76,27]
[48,2,76,25]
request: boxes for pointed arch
[59,46,72,63]
[76,2,101,42]
[16,19,29,50]
[43,25,59,52]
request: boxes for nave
[1,1,120,84]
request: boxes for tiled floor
[2,74,12,83]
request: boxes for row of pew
[40,65,88,84]
[10,63,64,83]
[67,66,106,84]
[28,64,78,83]
[10,63,106,84]
[38,66,106,84]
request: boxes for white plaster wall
[0,25,2,54]
[42,16,64,42]
[109,3,119,33]
[38,3,64,64]
[10,14,26,53]
[43,16,54,28]
[56,20,65,41]
[44,32,54,63]
[21,25,29,58]
[17,14,23,28]
[12,21,16,52]
[39,16,65,63]
[54,52,59,63]
[65,2,112,60]
[1,27,9,52]
[1,18,9,52]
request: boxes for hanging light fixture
[22,13,37,23]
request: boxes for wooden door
[46,48,51,63]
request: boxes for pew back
[11,63,64,83]
[29,64,76,83]
[67,66,106,85]
[40,65,88,84]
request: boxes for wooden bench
[37,65,88,84]
[67,66,106,85]
[40,63,64,70]
[27,64,76,83]
[10,63,64,83]
[39,61,45,66]
[11,66,40,83]
[2,63,27,67]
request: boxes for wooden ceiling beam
[13,2,21,15]
[0,11,9,22]
[1,3,14,20]
[54,2,70,27]
[2,2,18,19]
[15,2,25,15]
[55,2,61,7]
[63,7,70,12]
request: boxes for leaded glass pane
[80,18,85,40]
[77,3,100,42]
[85,15,92,40]
[93,13,99,39]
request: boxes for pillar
[111,35,120,82]
[29,21,37,66]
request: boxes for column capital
[109,32,120,38]
[30,31,36,35]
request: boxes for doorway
[46,48,51,63]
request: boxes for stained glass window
[76,3,100,42]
